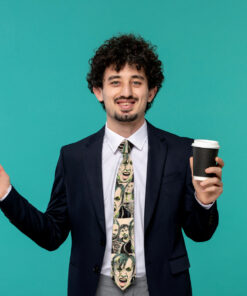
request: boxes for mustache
[114,96,138,103]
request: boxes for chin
[114,112,138,122]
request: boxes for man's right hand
[0,164,11,199]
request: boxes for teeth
[120,279,127,282]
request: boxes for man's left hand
[189,156,224,205]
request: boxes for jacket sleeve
[181,154,219,242]
[0,148,70,251]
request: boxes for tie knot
[118,140,133,155]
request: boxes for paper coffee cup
[192,139,220,180]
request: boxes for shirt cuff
[194,192,214,210]
[0,185,12,201]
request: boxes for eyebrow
[107,75,145,81]
[108,75,121,81]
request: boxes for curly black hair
[87,34,164,111]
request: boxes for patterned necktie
[111,139,136,291]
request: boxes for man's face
[126,182,134,194]
[118,159,133,184]
[112,223,119,240]
[93,63,157,127]
[119,226,129,243]
[114,257,134,290]
[124,182,134,203]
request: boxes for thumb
[0,164,7,175]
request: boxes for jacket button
[93,265,100,274]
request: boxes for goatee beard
[114,113,138,122]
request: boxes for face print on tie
[117,158,134,184]
[114,186,123,216]
[112,219,122,254]
[112,219,120,240]
[124,182,134,202]
[111,253,135,291]
[111,218,135,255]
[114,184,132,218]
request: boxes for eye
[115,196,120,201]
[133,81,141,85]
[111,81,120,86]
[126,267,131,271]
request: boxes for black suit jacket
[0,121,218,296]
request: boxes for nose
[120,83,133,97]
[120,269,127,276]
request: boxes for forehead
[115,257,133,267]
[125,258,133,267]
[103,63,146,80]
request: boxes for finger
[202,185,223,193]
[200,177,220,187]
[216,157,224,168]
[200,178,223,187]
[205,167,222,179]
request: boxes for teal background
[0,0,246,295]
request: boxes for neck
[107,117,145,138]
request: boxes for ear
[147,86,158,103]
[93,87,104,102]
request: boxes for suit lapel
[144,122,168,233]
[83,126,106,235]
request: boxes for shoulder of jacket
[147,121,194,145]
[60,125,105,155]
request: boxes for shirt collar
[104,120,148,153]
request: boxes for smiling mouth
[116,99,136,111]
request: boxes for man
[0,34,224,295]
[114,184,131,218]
[124,182,134,203]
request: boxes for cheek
[103,88,118,100]
[139,95,149,107]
